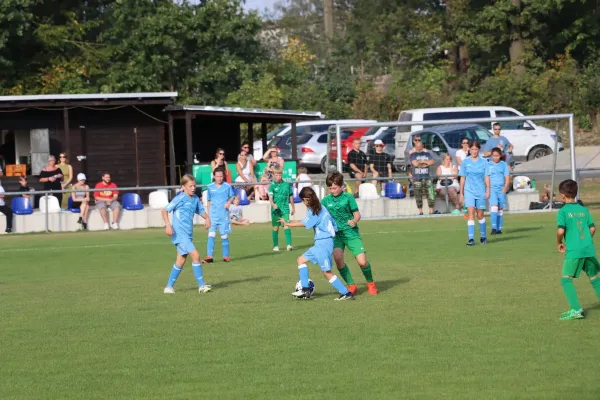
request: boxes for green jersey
[269,180,293,212]
[557,202,596,259]
[322,192,360,238]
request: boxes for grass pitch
[2,213,600,399]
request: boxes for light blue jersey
[459,157,488,199]
[483,136,511,155]
[302,206,338,242]
[164,192,205,245]
[206,182,235,223]
[486,160,509,190]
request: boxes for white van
[394,106,563,169]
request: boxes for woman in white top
[455,137,470,167]
[235,152,257,199]
[436,153,461,214]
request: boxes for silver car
[277,131,329,171]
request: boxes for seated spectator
[94,172,120,230]
[347,138,368,198]
[72,173,90,230]
[17,176,35,205]
[435,154,461,215]
[230,196,250,225]
[235,152,257,199]
[296,167,312,192]
[369,139,392,191]
[0,167,13,233]
[255,175,270,201]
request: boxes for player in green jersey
[556,179,600,320]
[323,172,378,295]
[268,166,295,251]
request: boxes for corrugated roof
[165,105,323,119]
[0,92,178,102]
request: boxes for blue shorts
[303,240,334,272]
[209,220,231,235]
[489,190,506,208]
[464,194,487,210]
[175,240,196,256]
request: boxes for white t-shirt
[455,149,468,163]
[297,173,312,192]
[0,182,5,206]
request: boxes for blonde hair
[442,153,452,164]
[272,166,283,174]
[298,167,308,174]
[180,174,196,186]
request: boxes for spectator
[94,172,120,230]
[211,148,229,180]
[263,145,284,180]
[240,142,256,168]
[347,138,368,198]
[39,155,64,206]
[0,167,13,233]
[235,152,257,199]
[17,175,34,201]
[409,135,437,215]
[456,137,470,167]
[369,139,392,191]
[296,167,312,192]
[255,175,270,201]
[72,173,90,230]
[58,152,73,209]
[435,154,461,214]
[484,123,514,166]
[230,196,250,226]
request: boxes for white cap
[374,139,384,145]
[77,173,86,181]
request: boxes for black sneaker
[480,237,488,244]
[466,239,475,246]
[82,222,88,230]
[490,229,498,235]
[433,210,441,215]
[335,292,355,301]
[496,230,503,235]
[5,228,12,233]
[77,217,83,224]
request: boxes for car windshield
[441,126,492,148]
[266,125,288,141]
[297,133,313,145]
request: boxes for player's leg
[355,248,377,295]
[283,213,293,250]
[316,246,353,300]
[584,258,600,301]
[334,236,356,293]
[489,192,499,233]
[271,212,280,251]
[189,245,211,293]
[476,201,487,243]
[497,193,506,233]
[560,259,584,319]
[291,254,312,298]
[204,225,216,263]
[164,249,187,293]
[465,195,476,245]
[221,222,231,261]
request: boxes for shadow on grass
[491,235,527,243]
[230,244,312,262]
[504,226,543,234]
[186,275,271,290]
[370,277,410,293]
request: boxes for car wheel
[528,146,551,161]
[320,157,327,173]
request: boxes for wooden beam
[185,113,193,175]
[261,123,268,158]
[168,114,176,185]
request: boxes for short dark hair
[493,123,501,129]
[559,179,578,199]
[491,147,502,155]
[326,171,344,187]
[241,142,249,147]
[213,168,225,176]
[102,171,110,177]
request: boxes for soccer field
[2,213,600,399]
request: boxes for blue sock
[207,234,215,257]
[298,264,310,288]
[329,275,349,295]
[498,210,504,230]
[479,218,487,238]
[467,220,475,239]
[166,264,182,287]
[490,208,498,230]
[192,263,205,287]
[221,235,230,258]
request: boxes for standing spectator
[455,137,470,167]
[240,142,256,168]
[17,176,34,201]
[72,173,90,230]
[211,148,229,180]
[39,155,64,206]
[435,154,461,214]
[409,135,437,215]
[263,145,284,180]
[58,152,73,209]
[235,152,257,199]
[296,167,312,193]
[369,139,392,191]
[484,123,514,166]
[94,172,121,230]
[347,138,368,198]
[0,167,13,233]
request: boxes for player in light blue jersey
[459,140,490,246]
[203,168,235,263]
[162,174,211,294]
[486,147,510,235]
[280,187,354,300]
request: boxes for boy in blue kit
[280,187,354,301]
[459,141,490,246]
[203,168,235,263]
[486,147,510,234]
[162,174,212,294]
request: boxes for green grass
[2,214,600,399]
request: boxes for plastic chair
[11,197,33,215]
[234,188,250,206]
[39,195,61,214]
[122,193,144,211]
[358,183,380,200]
[384,182,406,199]
[292,187,302,203]
[68,197,81,213]
[149,190,169,209]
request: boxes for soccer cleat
[480,237,488,245]
[292,288,312,299]
[198,285,212,293]
[273,246,280,252]
[559,308,584,320]
[466,239,476,246]
[163,286,175,294]
[366,282,378,295]
[490,229,498,235]
[347,284,358,295]
[286,245,293,251]
[335,292,355,301]
[496,230,503,235]
[202,256,214,264]
[223,257,231,262]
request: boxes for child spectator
[296,167,312,192]
[230,196,250,226]
[255,174,270,201]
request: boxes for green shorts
[333,233,366,257]
[271,208,290,227]
[562,257,600,278]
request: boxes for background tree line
[1,0,599,134]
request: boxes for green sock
[361,263,374,283]
[338,264,355,285]
[561,277,581,310]
[284,229,292,246]
[272,230,279,247]
[590,278,600,301]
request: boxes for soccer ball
[295,279,315,296]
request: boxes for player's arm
[161,208,173,236]
[289,195,295,215]
[206,200,211,216]
[557,228,566,252]
[484,176,491,199]
[281,220,304,228]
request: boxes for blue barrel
[385,182,406,199]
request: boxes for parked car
[360,126,388,153]
[394,106,564,170]
[402,124,493,171]
[328,127,371,166]
[277,131,330,172]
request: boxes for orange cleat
[202,256,214,264]
[366,282,378,295]
[223,257,231,262]
[347,284,358,295]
